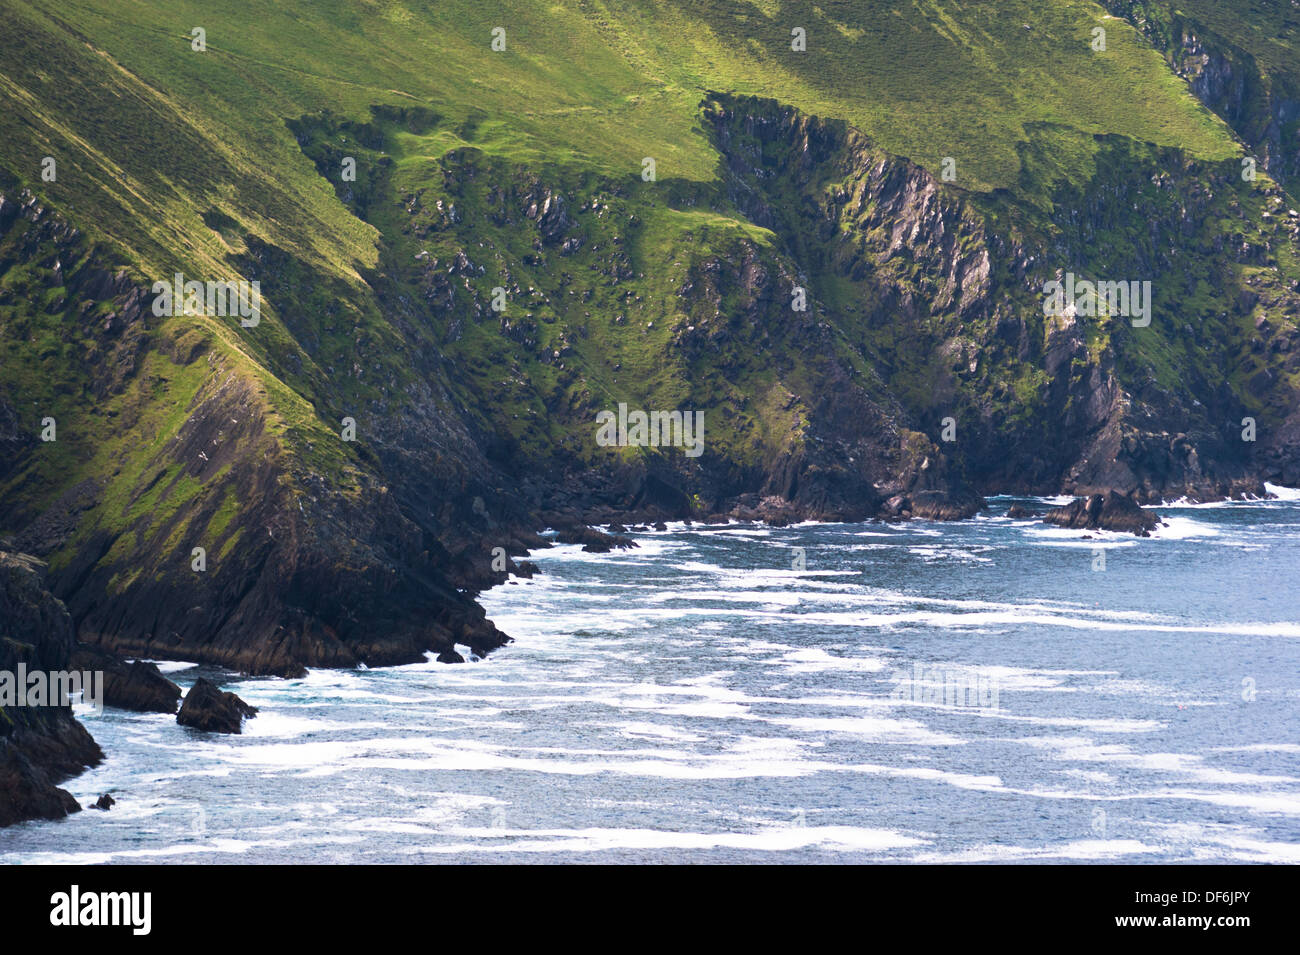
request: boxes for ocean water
[4,491,1300,864]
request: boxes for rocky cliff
[4,86,1299,679]
[700,96,1300,503]
[5,0,1300,836]
[0,550,102,827]
[0,183,523,677]
[1,1,1299,686]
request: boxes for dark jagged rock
[552,524,638,553]
[512,560,539,579]
[1006,504,1038,519]
[436,648,465,664]
[1042,491,1159,536]
[0,551,102,827]
[860,433,986,522]
[93,793,115,810]
[906,489,986,521]
[0,748,83,825]
[176,678,258,734]
[71,644,181,714]
[752,495,803,526]
[522,185,572,244]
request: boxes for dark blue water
[3,492,1298,863]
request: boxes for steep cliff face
[0,184,522,677]
[701,95,1300,503]
[3,81,1298,681]
[286,92,1299,524]
[1037,138,1300,498]
[289,102,994,524]
[0,550,101,827]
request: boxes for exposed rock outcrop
[0,185,517,678]
[1042,491,1161,536]
[70,645,181,714]
[551,524,638,553]
[907,489,986,522]
[176,678,258,734]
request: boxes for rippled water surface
[4,492,1300,863]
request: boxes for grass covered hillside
[1102,0,1300,187]
[1,0,1298,671]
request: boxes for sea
[4,489,1299,864]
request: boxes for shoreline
[87,482,1300,677]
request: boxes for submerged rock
[176,678,258,734]
[1042,491,1158,536]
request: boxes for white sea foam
[765,715,964,745]
[1021,525,1138,548]
[763,647,890,674]
[598,721,708,742]
[906,545,995,563]
[909,839,1163,863]
[19,501,1297,866]
[1150,516,1220,539]
[141,659,202,673]
[403,824,924,854]
[1265,482,1300,501]
[1012,737,1300,788]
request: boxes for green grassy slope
[1151,0,1300,77]
[4,0,1239,230]
[1102,0,1300,192]
[0,0,1249,489]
